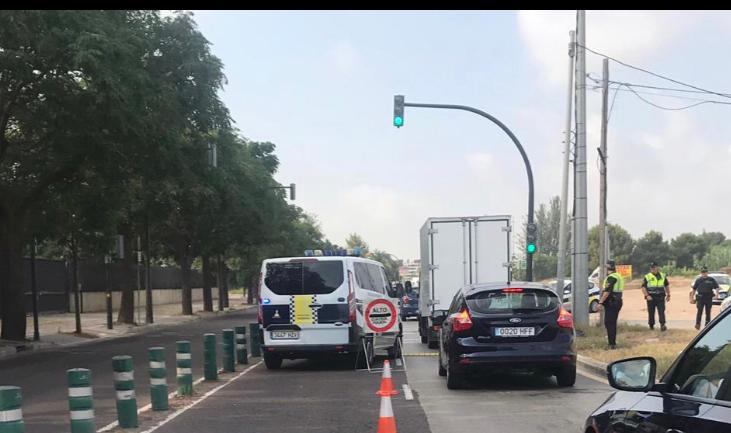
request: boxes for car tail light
[402,295,409,304]
[557,307,574,329]
[347,270,356,322]
[257,272,264,324]
[451,308,473,332]
[502,288,524,293]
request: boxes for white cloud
[326,40,362,75]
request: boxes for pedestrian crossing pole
[148,347,168,411]
[0,386,24,433]
[235,326,248,364]
[112,355,138,428]
[203,333,218,381]
[67,368,95,433]
[222,329,235,373]
[176,341,193,396]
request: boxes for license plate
[271,330,299,340]
[494,327,535,337]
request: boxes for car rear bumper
[400,307,419,317]
[451,337,576,369]
[262,344,358,358]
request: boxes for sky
[186,10,731,259]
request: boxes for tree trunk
[0,215,27,341]
[180,251,193,315]
[117,230,135,324]
[201,255,213,312]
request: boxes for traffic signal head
[393,95,405,128]
[289,183,296,200]
[526,223,538,254]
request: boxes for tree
[588,223,634,270]
[345,233,369,255]
[630,231,671,276]
[369,250,402,282]
[698,242,731,271]
[670,233,707,269]
[535,196,562,256]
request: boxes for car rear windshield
[264,260,344,295]
[466,288,559,314]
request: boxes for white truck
[418,215,512,348]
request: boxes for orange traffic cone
[376,393,397,433]
[376,360,399,396]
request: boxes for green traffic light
[393,116,403,127]
[527,244,536,254]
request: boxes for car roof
[463,281,553,296]
[263,256,382,266]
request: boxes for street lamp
[392,95,536,281]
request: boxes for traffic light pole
[400,100,535,281]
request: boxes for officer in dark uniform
[691,266,719,329]
[641,262,670,331]
[597,260,624,350]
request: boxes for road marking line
[138,361,262,433]
[402,384,414,401]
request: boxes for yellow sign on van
[292,295,315,325]
[617,265,632,280]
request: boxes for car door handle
[309,303,323,309]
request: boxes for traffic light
[289,183,296,200]
[393,95,405,128]
[526,223,538,254]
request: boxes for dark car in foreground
[585,306,731,433]
[437,282,576,389]
[400,286,419,320]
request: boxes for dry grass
[577,324,698,375]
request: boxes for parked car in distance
[438,282,576,390]
[708,272,730,305]
[549,279,602,314]
[585,306,731,432]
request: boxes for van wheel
[589,300,599,313]
[355,337,375,369]
[386,337,402,360]
[446,359,464,389]
[263,353,282,370]
[556,365,576,387]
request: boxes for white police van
[258,248,403,369]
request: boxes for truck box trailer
[418,215,512,348]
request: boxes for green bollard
[235,326,248,364]
[112,355,138,428]
[148,347,168,411]
[0,386,24,433]
[249,323,262,358]
[203,333,218,381]
[67,369,95,433]
[176,341,193,396]
[222,329,235,373]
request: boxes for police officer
[691,266,719,330]
[641,262,670,331]
[597,260,624,350]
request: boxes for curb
[0,305,257,362]
[577,354,608,379]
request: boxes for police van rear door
[261,258,350,347]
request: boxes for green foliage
[369,249,402,282]
[588,223,635,270]
[345,233,369,255]
[630,231,671,277]
[698,242,731,271]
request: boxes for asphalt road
[401,320,613,433]
[0,308,258,433]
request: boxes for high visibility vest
[604,272,624,292]
[645,272,667,295]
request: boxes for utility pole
[573,10,590,328]
[30,238,40,341]
[136,236,141,325]
[145,215,153,324]
[556,30,576,295]
[598,57,610,326]
[217,255,224,311]
[72,234,81,334]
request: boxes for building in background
[399,259,420,285]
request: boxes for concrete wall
[70,288,219,313]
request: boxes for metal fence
[23,258,205,313]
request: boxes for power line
[579,43,731,100]
[619,83,731,111]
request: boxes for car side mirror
[607,357,656,392]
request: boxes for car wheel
[446,359,464,389]
[421,335,428,344]
[438,351,447,377]
[263,353,282,370]
[428,339,438,349]
[556,365,576,387]
[589,300,599,313]
[386,337,402,360]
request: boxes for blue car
[400,286,419,320]
[585,306,731,432]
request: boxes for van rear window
[264,260,344,295]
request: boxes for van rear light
[347,270,356,322]
[557,307,574,329]
[451,308,473,332]
[502,288,524,293]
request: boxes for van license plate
[271,331,299,340]
[494,327,535,337]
